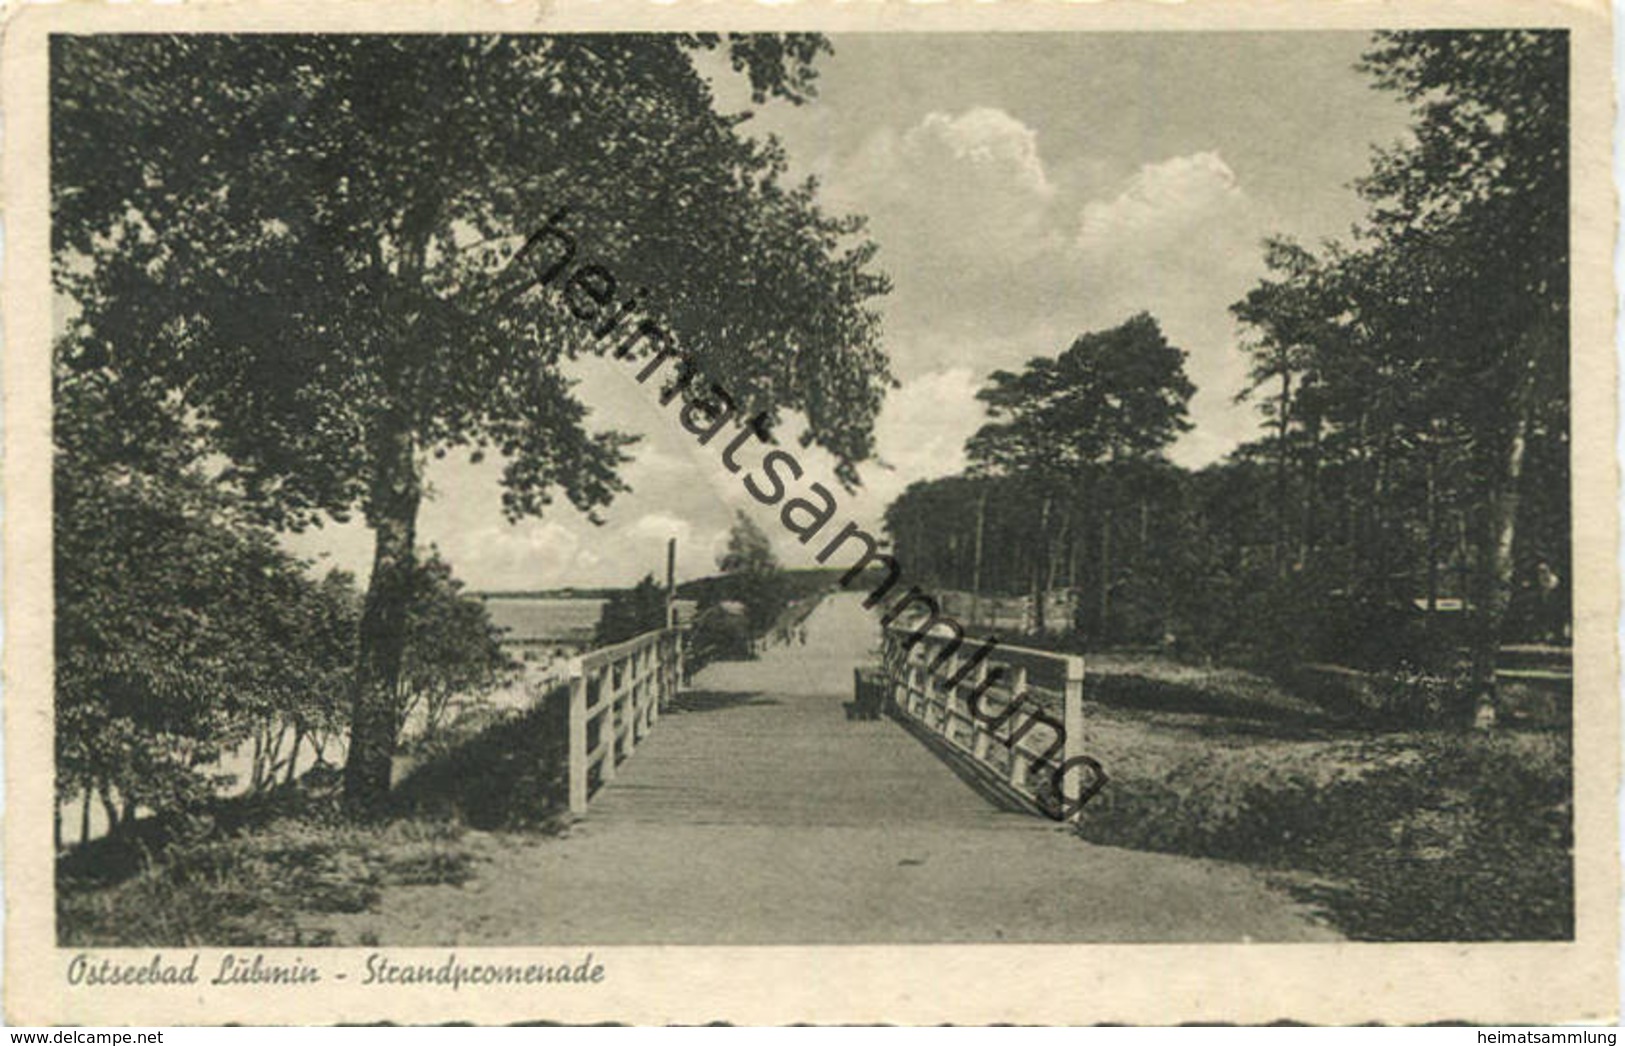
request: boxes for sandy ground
[325,592,1339,945]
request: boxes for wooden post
[636,647,648,739]
[674,629,682,699]
[665,538,683,703]
[908,646,924,718]
[568,661,589,815]
[943,645,963,748]
[643,642,653,728]
[645,642,658,732]
[1061,654,1086,819]
[970,655,992,762]
[887,631,903,715]
[627,653,642,750]
[1006,664,1029,788]
[665,537,677,627]
[599,665,617,783]
[661,634,672,709]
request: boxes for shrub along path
[326,592,1338,945]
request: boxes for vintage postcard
[4,0,1616,1027]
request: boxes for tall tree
[1231,238,1339,576]
[594,574,670,648]
[966,313,1194,635]
[54,358,357,825]
[717,511,787,641]
[397,550,516,743]
[1355,30,1568,724]
[53,34,891,810]
[718,510,780,577]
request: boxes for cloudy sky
[288,32,1416,591]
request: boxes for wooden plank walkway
[340,592,1339,945]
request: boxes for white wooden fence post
[970,656,991,762]
[568,661,589,815]
[1062,653,1086,818]
[669,631,678,702]
[644,642,658,732]
[599,665,617,783]
[1006,664,1029,789]
[626,655,641,756]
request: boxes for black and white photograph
[5,0,1617,1028]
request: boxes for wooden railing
[881,624,1103,821]
[567,626,684,814]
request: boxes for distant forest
[884,32,1568,728]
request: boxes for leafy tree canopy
[52,33,892,807]
[967,312,1195,478]
[594,574,670,647]
[52,33,892,527]
[718,511,780,577]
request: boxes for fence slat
[881,624,1093,822]
[1005,664,1029,790]
[568,667,589,815]
[600,664,618,782]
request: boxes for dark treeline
[886,31,1569,725]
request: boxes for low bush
[1073,723,1572,940]
[1279,662,1477,728]
[390,683,572,832]
[57,804,476,947]
[60,682,574,947]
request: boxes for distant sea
[479,595,606,643]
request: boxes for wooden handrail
[567,625,686,815]
[580,626,671,673]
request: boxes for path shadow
[391,691,571,831]
[667,689,780,714]
[888,710,1043,817]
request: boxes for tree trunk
[1370,441,1389,592]
[1469,346,1541,728]
[1274,369,1293,577]
[343,412,423,814]
[1028,494,1052,634]
[1300,410,1321,570]
[1425,452,1440,617]
[970,487,987,628]
[286,726,305,786]
[250,729,264,791]
[1044,508,1069,602]
[1098,505,1112,637]
[1348,411,1369,593]
[1067,513,1081,590]
[263,723,289,791]
[97,782,119,837]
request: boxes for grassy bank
[58,687,574,947]
[1054,661,1572,940]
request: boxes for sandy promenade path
[341,591,1338,944]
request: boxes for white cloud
[437,520,586,589]
[830,107,1062,281]
[626,511,693,549]
[1076,151,1248,259]
[902,107,1056,200]
[872,366,981,487]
